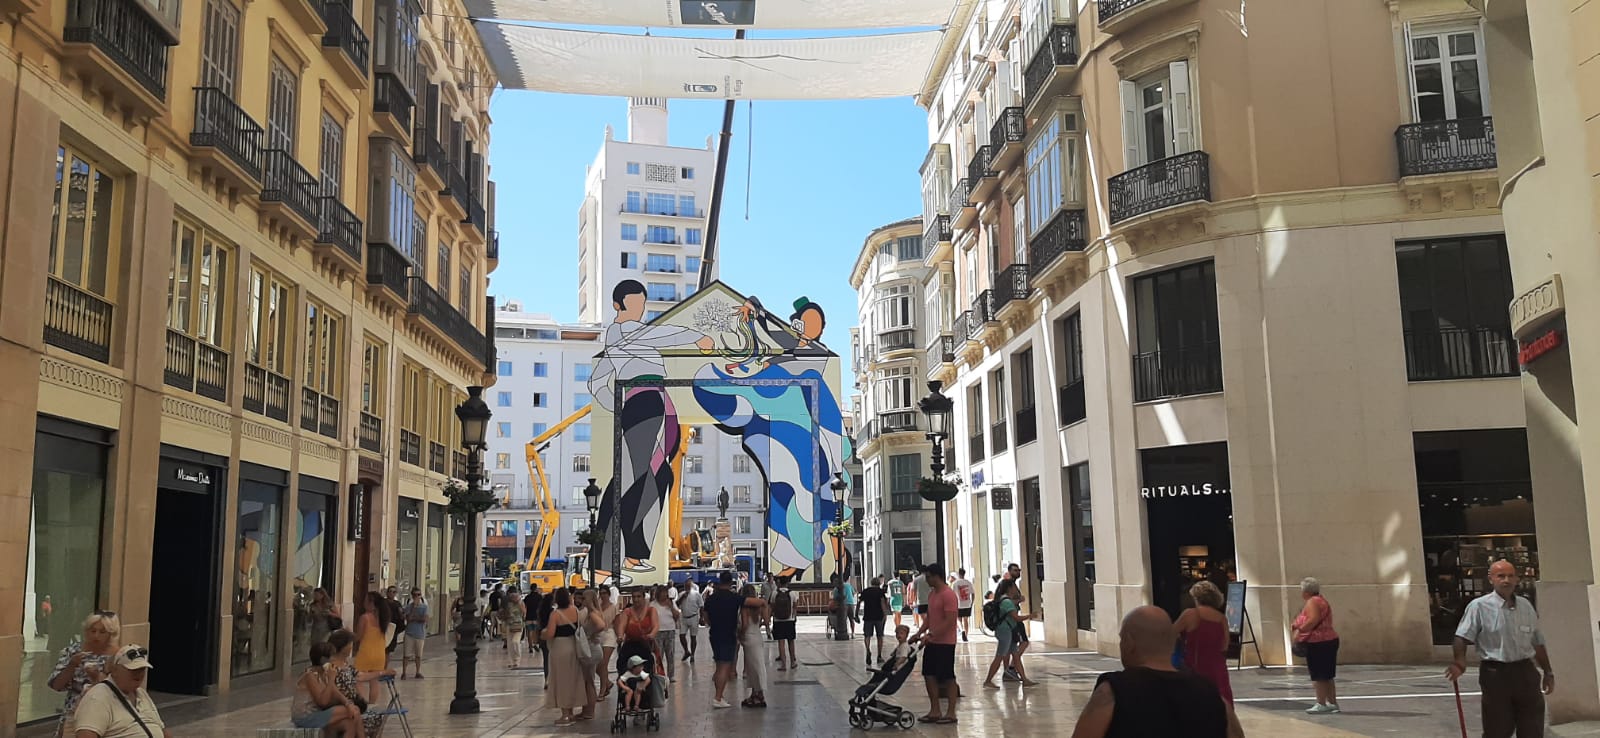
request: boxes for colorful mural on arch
[586,279,850,587]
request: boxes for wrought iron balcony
[1403,324,1517,381]
[1396,117,1496,177]
[970,290,997,338]
[399,428,422,466]
[164,330,228,402]
[879,328,917,352]
[1108,151,1211,224]
[366,241,410,301]
[1132,342,1223,402]
[373,71,413,133]
[1028,208,1088,274]
[412,123,448,182]
[462,190,487,233]
[994,264,1033,310]
[408,276,486,359]
[440,160,471,215]
[358,412,382,452]
[261,149,321,227]
[620,203,706,219]
[487,229,500,261]
[319,0,369,79]
[967,145,997,186]
[1024,24,1080,106]
[243,363,291,422]
[949,178,971,214]
[44,277,114,363]
[926,333,956,369]
[191,87,263,182]
[924,214,952,246]
[300,387,339,438]
[990,107,1026,162]
[1059,378,1086,426]
[1099,0,1153,24]
[952,311,972,344]
[880,410,920,434]
[63,0,172,100]
[316,196,363,263]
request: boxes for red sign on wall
[1519,329,1564,366]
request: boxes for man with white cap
[72,644,170,738]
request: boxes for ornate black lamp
[449,386,495,715]
[583,477,602,586]
[918,381,957,564]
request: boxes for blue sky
[484,90,929,362]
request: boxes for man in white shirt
[1446,559,1555,738]
[952,569,976,642]
[678,584,705,662]
[73,645,170,738]
[910,567,929,627]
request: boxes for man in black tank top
[1069,606,1245,738]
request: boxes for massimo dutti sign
[1141,483,1230,499]
[1509,275,1564,338]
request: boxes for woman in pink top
[1175,581,1233,704]
[1292,576,1341,714]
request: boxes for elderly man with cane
[1445,559,1554,737]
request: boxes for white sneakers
[713,699,733,709]
[1306,703,1341,714]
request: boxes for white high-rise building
[577,98,719,324]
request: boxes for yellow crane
[518,405,593,591]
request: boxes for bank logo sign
[1141,483,1229,499]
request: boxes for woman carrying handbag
[1291,577,1341,715]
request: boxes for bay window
[369,140,418,261]
[374,0,421,99]
[1021,0,1075,59]
[877,366,915,411]
[920,143,952,221]
[1119,61,1193,168]
[1025,104,1083,235]
[876,284,913,330]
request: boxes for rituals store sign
[1141,483,1230,499]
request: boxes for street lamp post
[449,386,495,716]
[918,381,955,565]
[830,472,851,640]
[583,477,602,587]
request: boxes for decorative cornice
[299,436,342,461]
[161,395,233,432]
[243,420,293,448]
[39,356,124,401]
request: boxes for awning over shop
[463,0,956,28]
[475,23,945,99]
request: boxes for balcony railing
[63,0,171,99]
[163,330,229,401]
[429,441,447,474]
[399,429,422,466]
[925,214,952,247]
[318,0,369,76]
[990,420,1009,454]
[440,160,470,212]
[462,190,486,233]
[358,412,382,452]
[483,296,497,373]
[487,229,500,261]
[408,276,486,358]
[1132,342,1223,402]
[373,72,413,132]
[299,387,339,438]
[952,311,971,344]
[970,290,997,337]
[994,264,1033,310]
[1059,378,1086,426]
[192,87,263,181]
[967,145,996,185]
[926,333,955,368]
[412,124,448,178]
[880,410,920,434]
[991,107,1025,149]
[1024,24,1080,105]
[969,432,986,462]
[316,196,362,263]
[1029,208,1088,273]
[243,363,291,422]
[1014,406,1038,446]
[880,328,917,352]
[949,178,971,214]
[261,149,321,226]
[1404,325,1517,381]
[855,419,877,450]
[1099,0,1151,23]
[1108,151,1211,224]
[1396,117,1497,177]
[44,277,114,363]
[367,241,410,300]
[621,203,706,219]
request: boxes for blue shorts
[292,707,338,729]
[995,627,1020,659]
[710,635,738,664]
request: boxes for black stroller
[609,653,667,733]
[848,644,921,730]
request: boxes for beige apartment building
[915,0,1536,682]
[0,0,499,727]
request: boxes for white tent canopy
[463,0,955,28]
[476,23,944,99]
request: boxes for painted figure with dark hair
[589,280,714,584]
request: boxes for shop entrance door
[1019,477,1043,617]
[1145,493,1235,619]
[148,486,219,695]
[971,493,992,586]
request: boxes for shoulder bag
[102,682,157,738]
[570,609,596,667]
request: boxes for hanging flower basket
[825,520,853,538]
[575,527,605,547]
[445,480,499,518]
[917,476,959,503]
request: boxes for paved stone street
[23,618,1541,737]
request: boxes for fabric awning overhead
[463,0,956,28]
[476,23,945,99]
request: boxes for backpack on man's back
[772,587,795,620]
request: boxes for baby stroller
[848,644,921,730]
[609,654,668,733]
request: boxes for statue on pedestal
[716,486,730,519]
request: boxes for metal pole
[929,438,946,566]
[698,28,745,290]
[450,449,484,714]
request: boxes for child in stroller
[849,628,920,731]
[610,654,667,733]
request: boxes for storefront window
[20,425,109,724]
[234,482,283,677]
[1141,442,1235,619]
[426,503,445,636]
[396,498,421,592]
[1417,428,1536,644]
[891,534,922,575]
[292,487,336,662]
[1067,463,1095,631]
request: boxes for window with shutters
[200,0,240,93]
[319,113,344,197]
[266,56,298,152]
[1025,105,1082,234]
[1406,24,1488,122]
[436,244,451,302]
[1119,61,1193,168]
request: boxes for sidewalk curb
[1552,722,1600,737]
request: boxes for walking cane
[1452,679,1468,738]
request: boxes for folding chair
[372,674,414,738]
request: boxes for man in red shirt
[909,562,960,724]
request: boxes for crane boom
[522,405,593,574]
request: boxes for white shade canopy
[463,0,956,28]
[476,22,945,99]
